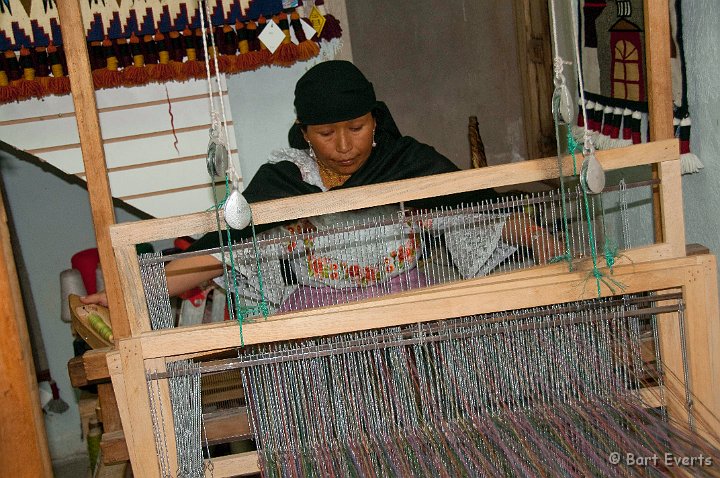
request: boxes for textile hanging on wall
[577,0,702,174]
[0,0,342,104]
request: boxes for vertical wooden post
[114,340,162,478]
[0,183,53,477]
[56,0,131,339]
[513,0,555,160]
[644,0,686,255]
[682,256,720,447]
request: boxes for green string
[208,176,270,347]
[598,194,618,270]
[209,176,244,344]
[566,132,580,176]
[567,137,625,297]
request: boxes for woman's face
[304,112,376,176]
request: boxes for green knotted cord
[566,135,625,297]
[210,176,270,347]
[598,195,618,270]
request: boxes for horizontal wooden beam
[100,408,252,464]
[68,348,112,387]
[110,140,679,246]
[135,253,702,360]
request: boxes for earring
[307,140,316,159]
[372,128,377,148]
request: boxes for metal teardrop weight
[224,187,252,230]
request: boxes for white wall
[682,2,720,276]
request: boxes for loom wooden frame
[110,251,720,477]
[54,0,720,475]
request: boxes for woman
[82,60,560,308]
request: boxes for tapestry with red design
[578,0,701,173]
[0,0,341,104]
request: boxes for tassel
[46,42,71,95]
[167,31,187,81]
[604,106,631,148]
[245,20,270,69]
[314,0,342,41]
[677,117,703,175]
[19,46,36,81]
[271,13,299,67]
[181,27,205,79]
[34,46,50,78]
[143,33,159,65]
[93,37,124,88]
[621,108,633,141]
[600,105,614,137]
[116,37,132,69]
[142,34,159,80]
[3,50,21,81]
[217,25,237,73]
[585,100,599,131]
[630,111,642,144]
[254,16,273,66]
[608,107,622,139]
[148,31,176,81]
[16,47,43,99]
[88,41,105,71]
[0,51,20,103]
[234,21,256,72]
[291,10,319,61]
[123,32,149,85]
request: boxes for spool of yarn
[87,417,102,471]
[60,269,86,323]
[71,248,100,294]
[88,313,113,342]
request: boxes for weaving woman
[83,60,562,310]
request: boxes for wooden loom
[54,0,720,476]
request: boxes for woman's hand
[80,290,109,307]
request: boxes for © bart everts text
[608,452,714,467]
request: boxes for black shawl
[189,104,498,250]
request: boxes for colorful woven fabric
[0,0,342,103]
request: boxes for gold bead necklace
[317,160,351,189]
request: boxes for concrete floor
[53,454,91,478]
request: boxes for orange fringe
[47,76,71,95]
[0,12,333,104]
[0,84,20,102]
[297,40,320,62]
[217,54,237,73]
[169,61,187,82]
[271,42,298,67]
[37,76,51,90]
[123,65,149,85]
[13,78,44,99]
[235,51,261,72]
[93,68,125,88]
[148,62,176,81]
[182,59,208,79]
[254,49,272,68]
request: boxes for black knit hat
[293,60,376,125]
